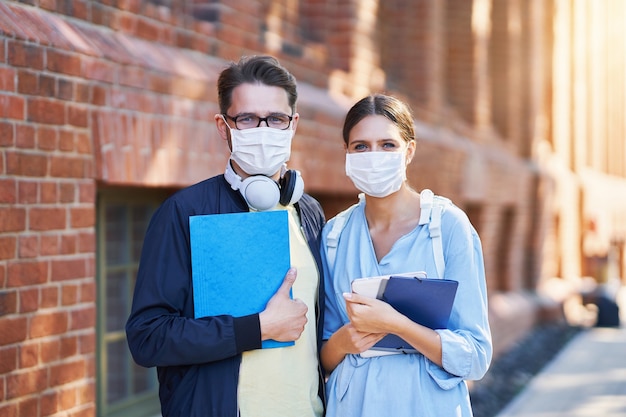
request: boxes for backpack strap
[419,189,450,278]
[326,190,449,278]
[326,194,364,269]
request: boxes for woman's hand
[343,292,402,334]
[335,322,386,353]
[344,292,444,366]
[320,322,385,372]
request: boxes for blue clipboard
[353,274,458,356]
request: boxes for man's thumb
[277,267,297,296]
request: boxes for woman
[320,94,492,416]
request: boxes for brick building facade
[1,1,625,416]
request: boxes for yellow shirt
[238,205,323,417]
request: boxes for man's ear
[290,112,300,132]
[214,114,229,141]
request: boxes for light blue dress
[321,199,492,417]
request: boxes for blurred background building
[0,0,625,416]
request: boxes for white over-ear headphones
[224,161,304,211]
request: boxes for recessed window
[97,188,173,417]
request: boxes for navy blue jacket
[126,175,326,417]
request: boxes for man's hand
[259,268,308,342]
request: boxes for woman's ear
[406,139,417,164]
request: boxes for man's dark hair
[217,55,298,114]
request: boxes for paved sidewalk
[494,325,626,417]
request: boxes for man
[126,55,326,417]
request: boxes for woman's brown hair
[342,94,415,145]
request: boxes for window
[445,0,475,124]
[464,202,483,237]
[96,188,173,417]
[495,206,516,292]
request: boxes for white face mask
[345,151,407,198]
[228,125,294,176]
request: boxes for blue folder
[189,210,292,349]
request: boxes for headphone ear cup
[240,176,281,211]
[224,161,283,211]
[279,170,304,206]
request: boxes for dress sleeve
[125,197,262,368]
[425,207,493,389]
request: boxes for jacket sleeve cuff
[234,313,262,352]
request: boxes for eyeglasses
[223,113,293,130]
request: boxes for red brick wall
[0,43,97,417]
[0,2,346,415]
[0,3,99,412]
[0,2,542,415]
[1,1,626,416]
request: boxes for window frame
[96,187,174,417]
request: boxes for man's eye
[238,115,255,123]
